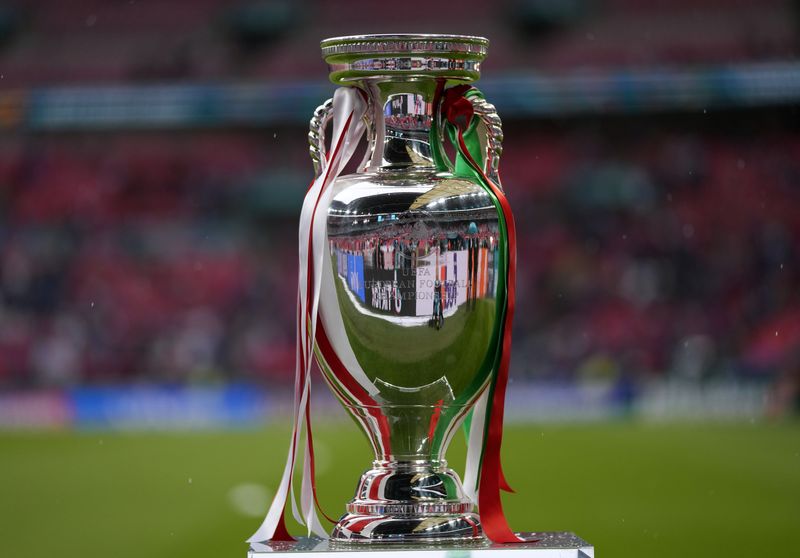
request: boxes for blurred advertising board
[69,385,270,429]
[0,381,768,429]
[0,391,70,428]
[0,385,270,430]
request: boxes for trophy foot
[330,461,485,543]
[331,511,484,543]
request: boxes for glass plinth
[248,532,593,557]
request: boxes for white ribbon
[462,388,490,504]
[248,87,367,543]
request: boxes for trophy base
[249,532,593,557]
[330,511,482,543]
[329,460,480,543]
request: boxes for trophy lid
[321,34,489,84]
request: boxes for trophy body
[313,35,504,543]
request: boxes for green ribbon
[428,87,511,481]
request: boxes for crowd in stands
[0,133,299,387]
[0,0,797,389]
[1,123,798,388]
[503,124,800,384]
[0,0,794,87]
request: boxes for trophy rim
[321,33,489,55]
[321,34,489,84]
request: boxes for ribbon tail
[301,421,328,537]
[247,370,310,542]
[245,442,296,543]
[477,311,519,543]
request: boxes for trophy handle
[469,96,504,188]
[308,97,334,177]
[308,95,374,177]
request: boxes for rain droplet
[737,159,745,170]
[188,477,193,484]
[775,331,779,336]
[86,14,97,27]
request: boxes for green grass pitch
[1,420,798,558]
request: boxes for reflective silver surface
[321,34,488,84]
[325,171,501,458]
[320,35,489,58]
[315,34,505,543]
[322,170,501,542]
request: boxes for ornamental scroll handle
[308,96,374,178]
[469,96,504,188]
[308,97,334,178]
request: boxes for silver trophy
[251,34,593,556]
[313,34,501,543]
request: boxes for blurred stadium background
[0,1,798,557]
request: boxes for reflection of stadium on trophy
[385,92,433,131]
[320,165,508,527]
[329,179,500,329]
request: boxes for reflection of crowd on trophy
[330,220,500,322]
[384,114,434,131]
[384,94,433,131]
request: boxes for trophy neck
[373,458,448,470]
[359,78,441,173]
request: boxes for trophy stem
[330,459,484,543]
